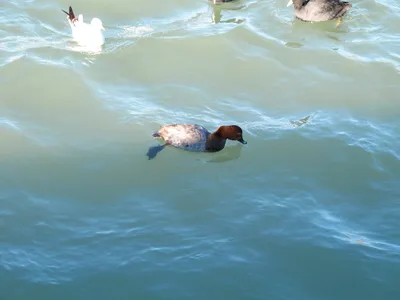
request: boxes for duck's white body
[155,124,210,152]
[69,17,104,46]
[63,6,104,47]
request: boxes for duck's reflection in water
[211,4,246,24]
[207,143,244,163]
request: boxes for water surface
[1,0,400,299]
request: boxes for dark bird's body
[288,0,352,22]
[146,124,247,160]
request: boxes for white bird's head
[91,18,105,30]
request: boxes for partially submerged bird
[286,0,352,23]
[62,6,105,47]
[147,124,247,160]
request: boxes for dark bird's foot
[62,6,76,21]
[146,144,167,160]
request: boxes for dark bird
[147,124,247,160]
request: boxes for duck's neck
[293,0,308,10]
[206,133,227,152]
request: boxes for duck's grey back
[296,0,351,22]
[159,124,210,152]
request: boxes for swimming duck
[147,124,247,160]
[62,6,105,47]
[286,0,352,23]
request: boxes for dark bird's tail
[147,130,165,159]
[62,6,75,21]
[146,144,167,160]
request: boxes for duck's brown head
[215,125,247,144]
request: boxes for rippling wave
[1,0,399,298]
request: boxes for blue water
[1,0,400,299]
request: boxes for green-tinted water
[1,0,399,299]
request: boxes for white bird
[62,6,105,48]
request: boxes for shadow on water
[207,143,244,163]
[146,144,167,160]
[210,3,246,24]
[283,20,349,48]
[146,143,245,162]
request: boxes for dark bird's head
[216,125,247,144]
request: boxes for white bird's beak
[101,26,105,31]
[287,0,293,7]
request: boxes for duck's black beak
[238,138,247,145]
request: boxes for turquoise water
[1,0,400,299]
